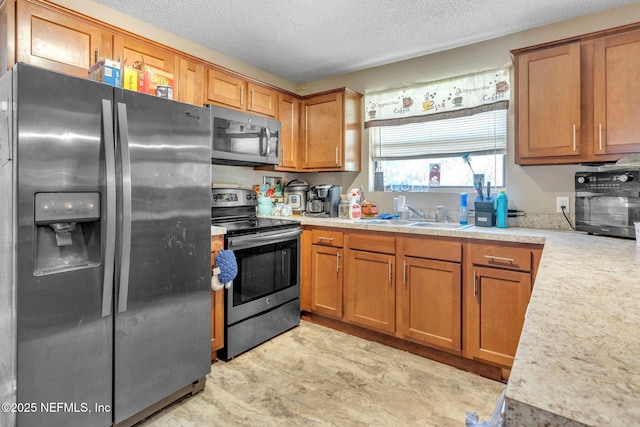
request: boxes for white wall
[51,0,640,216]
[295,3,640,216]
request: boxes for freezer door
[14,64,114,427]
[113,91,211,424]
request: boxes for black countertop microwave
[207,105,280,166]
[575,169,640,239]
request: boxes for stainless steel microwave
[575,170,640,239]
[207,105,280,166]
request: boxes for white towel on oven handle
[211,267,233,291]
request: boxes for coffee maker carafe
[307,185,341,217]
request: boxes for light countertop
[211,216,640,425]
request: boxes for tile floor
[139,321,504,426]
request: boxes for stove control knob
[619,174,629,182]
[246,194,251,200]
[577,176,586,184]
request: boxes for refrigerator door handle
[116,102,132,314]
[102,99,116,317]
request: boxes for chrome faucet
[435,205,448,223]
[405,205,426,220]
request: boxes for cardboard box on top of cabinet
[133,61,174,95]
[123,66,145,92]
[88,59,121,87]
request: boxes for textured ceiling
[92,0,639,83]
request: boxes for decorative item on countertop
[211,249,237,291]
[257,196,273,216]
[459,193,469,225]
[496,189,508,228]
[347,188,361,219]
[361,202,378,217]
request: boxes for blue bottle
[459,193,468,225]
[496,189,508,228]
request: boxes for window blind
[370,109,506,161]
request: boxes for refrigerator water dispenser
[34,192,101,274]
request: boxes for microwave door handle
[265,127,271,157]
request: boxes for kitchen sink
[360,219,413,225]
[360,219,472,230]
[406,222,473,230]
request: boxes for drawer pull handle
[473,270,477,298]
[403,260,407,286]
[484,255,515,263]
[317,236,334,242]
[598,123,603,151]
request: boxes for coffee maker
[307,184,341,217]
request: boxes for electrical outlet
[556,196,570,213]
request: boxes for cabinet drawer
[402,236,461,262]
[469,243,533,272]
[311,229,344,247]
[347,233,395,254]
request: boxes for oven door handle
[227,228,302,250]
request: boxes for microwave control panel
[575,170,640,193]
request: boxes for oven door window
[232,239,297,306]
[578,196,639,227]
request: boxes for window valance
[364,69,510,128]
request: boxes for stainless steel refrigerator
[0,64,212,427]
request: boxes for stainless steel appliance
[207,104,280,166]
[0,64,211,427]
[307,184,341,217]
[210,188,301,360]
[284,179,309,214]
[575,170,640,238]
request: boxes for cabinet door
[211,235,224,358]
[301,92,343,169]
[114,34,174,72]
[206,68,244,109]
[247,82,276,117]
[593,29,640,155]
[468,266,531,368]
[277,93,299,169]
[16,0,113,78]
[175,56,204,106]
[344,250,395,334]
[400,257,461,351]
[516,43,581,161]
[310,245,343,319]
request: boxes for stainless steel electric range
[211,188,301,360]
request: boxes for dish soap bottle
[459,193,468,225]
[496,189,508,228]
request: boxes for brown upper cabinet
[114,35,175,75]
[514,24,640,165]
[276,93,300,170]
[13,0,114,78]
[174,56,205,107]
[4,0,363,171]
[301,88,362,172]
[205,68,277,117]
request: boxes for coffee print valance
[364,69,510,128]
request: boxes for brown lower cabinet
[397,236,462,352]
[301,226,543,377]
[463,241,541,370]
[309,229,344,319]
[210,235,224,359]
